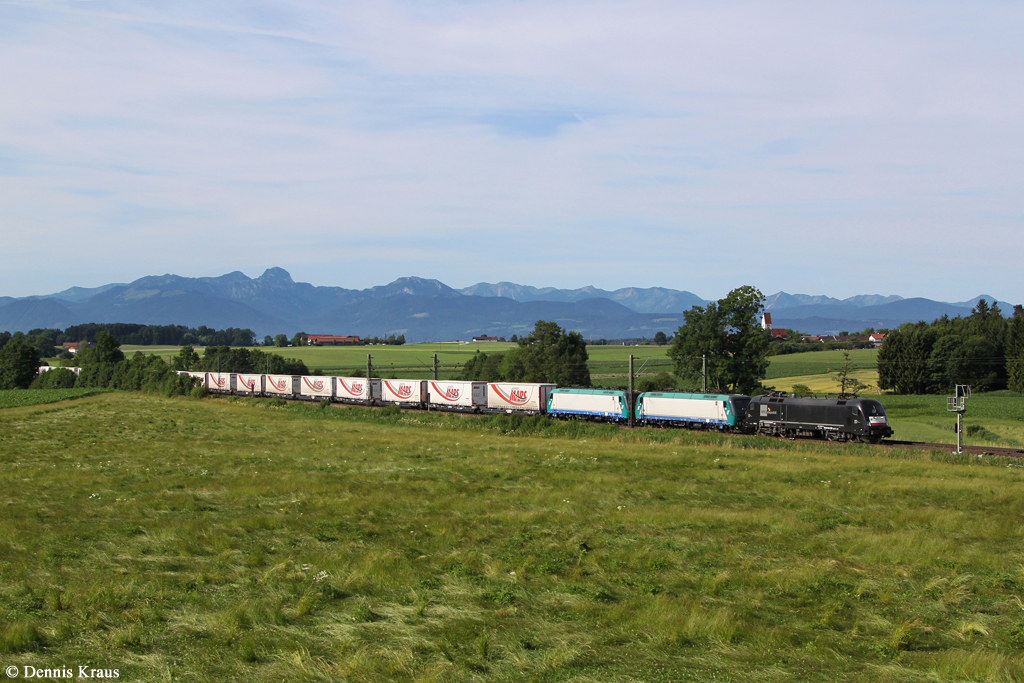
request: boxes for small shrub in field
[1,621,43,653]
[378,404,401,418]
[352,603,384,623]
[190,385,210,399]
[238,635,258,663]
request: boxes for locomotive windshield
[862,401,885,416]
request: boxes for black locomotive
[745,394,893,443]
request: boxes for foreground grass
[3,394,1024,680]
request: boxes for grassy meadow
[4,392,1024,681]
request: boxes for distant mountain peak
[258,267,295,284]
[368,277,458,298]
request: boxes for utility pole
[433,353,439,381]
[702,354,707,393]
[948,384,971,455]
[628,354,635,429]
[366,354,373,407]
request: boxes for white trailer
[334,377,381,402]
[177,370,206,387]
[381,379,428,405]
[427,380,487,410]
[264,374,300,397]
[207,372,236,394]
[38,366,81,376]
[299,375,333,400]
[486,382,556,414]
[236,373,263,395]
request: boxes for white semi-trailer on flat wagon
[264,374,300,397]
[334,377,381,403]
[299,375,333,400]
[381,379,428,405]
[427,380,487,410]
[207,372,236,394]
[486,382,556,414]
[181,371,206,387]
[236,373,263,395]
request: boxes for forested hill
[0,268,1011,341]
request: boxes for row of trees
[27,324,257,348]
[173,345,309,375]
[877,301,1024,394]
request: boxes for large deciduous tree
[499,320,590,386]
[667,285,771,395]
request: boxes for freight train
[173,370,894,443]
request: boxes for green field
[4,393,1024,680]
[0,388,109,409]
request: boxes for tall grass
[3,392,1024,681]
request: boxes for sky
[1,0,1022,303]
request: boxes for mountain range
[0,268,1012,341]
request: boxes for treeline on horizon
[878,301,1024,394]
[0,323,257,358]
[1,332,311,392]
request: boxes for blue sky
[1,0,1022,302]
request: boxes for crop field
[0,388,109,409]
[765,349,879,381]
[4,393,1024,681]
[876,392,1024,448]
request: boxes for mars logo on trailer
[339,379,364,396]
[211,376,226,388]
[240,377,255,390]
[304,377,326,392]
[270,378,287,391]
[386,381,414,399]
[431,383,460,401]
[491,385,531,406]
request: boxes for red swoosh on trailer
[430,382,459,401]
[302,377,326,392]
[338,378,363,397]
[489,384,530,405]
[384,380,413,398]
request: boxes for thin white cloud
[0,0,1021,301]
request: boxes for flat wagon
[236,373,263,396]
[264,374,300,398]
[298,375,333,400]
[427,380,487,411]
[206,372,236,394]
[485,382,556,414]
[333,377,381,404]
[381,379,428,406]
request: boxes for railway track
[223,394,1024,458]
[880,440,1024,457]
